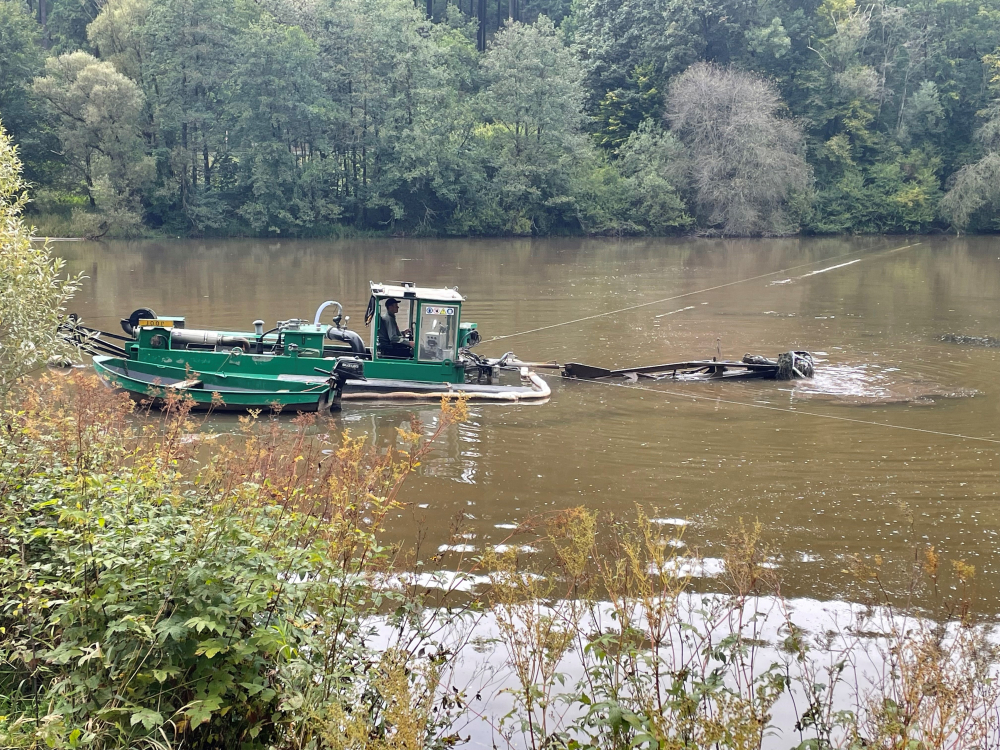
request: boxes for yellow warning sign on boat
[138,319,177,328]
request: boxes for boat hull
[93,356,339,412]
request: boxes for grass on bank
[1,372,998,750]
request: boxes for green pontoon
[65,282,550,404]
[91,355,363,412]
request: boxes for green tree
[0,123,80,396]
[940,53,1000,232]
[141,0,234,231]
[0,0,59,185]
[220,13,330,234]
[46,0,100,52]
[615,119,691,233]
[568,0,702,111]
[87,0,151,87]
[0,2,43,134]
[591,62,661,151]
[32,51,151,235]
[471,17,592,234]
[799,0,945,232]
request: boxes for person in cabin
[378,298,412,357]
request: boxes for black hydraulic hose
[256,327,281,354]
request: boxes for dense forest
[1,0,999,237]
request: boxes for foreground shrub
[0,373,469,749]
[0,123,81,397]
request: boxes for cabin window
[376,298,414,359]
[417,305,458,362]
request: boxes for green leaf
[195,638,229,658]
[152,667,179,683]
[184,697,222,729]
[130,708,164,730]
[185,616,224,634]
[241,682,266,696]
[154,619,189,642]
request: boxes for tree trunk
[190,125,197,188]
[85,152,95,207]
[39,0,49,49]
[203,140,210,188]
[477,0,486,51]
[426,0,432,19]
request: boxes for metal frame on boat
[562,351,816,381]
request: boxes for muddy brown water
[57,236,1000,609]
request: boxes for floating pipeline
[562,351,816,382]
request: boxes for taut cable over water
[486,242,921,343]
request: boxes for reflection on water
[414,592,998,749]
[58,235,1000,610]
[342,406,484,484]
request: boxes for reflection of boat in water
[341,407,483,485]
[63,281,550,404]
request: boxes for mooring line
[797,258,863,278]
[654,305,697,319]
[486,242,921,344]
[571,377,1000,445]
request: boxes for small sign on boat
[138,319,178,328]
[424,306,456,316]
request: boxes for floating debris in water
[941,333,1000,348]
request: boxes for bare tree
[666,62,811,236]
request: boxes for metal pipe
[314,300,343,327]
[169,328,251,350]
[326,327,366,354]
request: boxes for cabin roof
[370,281,465,303]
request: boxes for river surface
[58,236,1000,610]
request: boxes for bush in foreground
[0,373,469,749]
[0,122,81,396]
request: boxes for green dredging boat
[66,282,551,405]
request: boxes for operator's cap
[385,297,399,304]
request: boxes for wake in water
[793,360,977,405]
[941,333,1000,348]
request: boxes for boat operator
[378,298,413,357]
